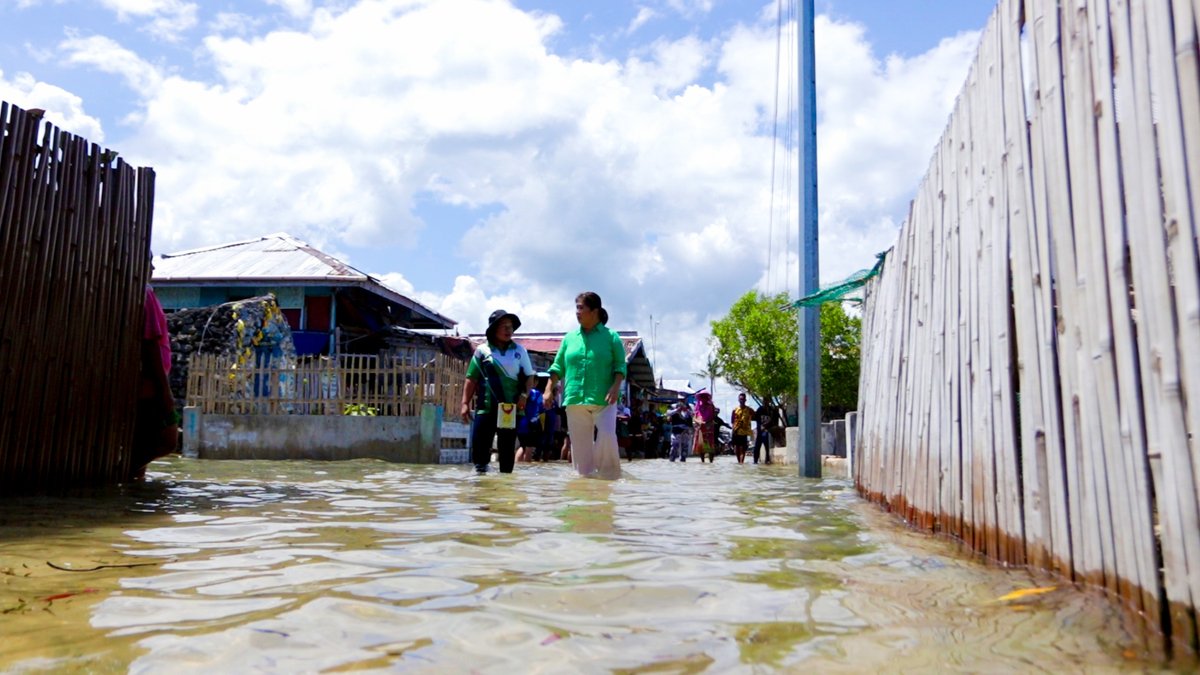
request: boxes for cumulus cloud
[664,0,714,18]
[264,0,313,20]
[58,34,164,94]
[0,68,105,140]
[98,0,199,41]
[25,0,980,391]
[816,19,981,241]
[209,12,263,37]
[627,7,657,35]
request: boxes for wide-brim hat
[486,309,521,338]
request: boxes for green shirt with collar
[465,341,533,413]
[549,324,627,407]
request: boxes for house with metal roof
[654,378,699,404]
[152,233,456,356]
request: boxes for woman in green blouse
[544,291,626,480]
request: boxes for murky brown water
[0,456,1165,673]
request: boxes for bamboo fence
[0,102,154,492]
[857,0,1200,657]
[186,351,466,417]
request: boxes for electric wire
[768,0,800,298]
[766,0,784,294]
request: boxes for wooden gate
[186,352,465,417]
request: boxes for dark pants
[732,433,750,461]
[471,410,517,473]
[131,397,177,478]
[753,429,772,464]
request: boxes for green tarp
[792,250,887,307]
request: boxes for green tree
[693,352,721,397]
[709,291,861,422]
[708,291,797,420]
[819,302,861,420]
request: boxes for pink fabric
[693,394,716,423]
[144,286,172,374]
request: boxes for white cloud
[264,0,313,20]
[209,12,261,36]
[664,0,714,18]
[411,275,576,337]
[99,0,199,41]
[815,19,982,243]
[0,68,105,140]
[31,0,979,388]
[58,34,164,94]
[626,6,657,35]
[375,271,416,296]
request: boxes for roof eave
[151,276,456,328]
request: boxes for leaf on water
[993,586,1056,603]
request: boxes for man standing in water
[731,393,754,464]
[460,310,535,474]
[753,400,778,465]
[668,402,692,462]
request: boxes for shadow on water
[0,455,1172,673]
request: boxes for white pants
[565,404,622,480]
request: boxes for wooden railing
[186,352,466,416]
[856,0,1199,657]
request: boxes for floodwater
[0,456,1165,673]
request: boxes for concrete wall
[182,404,444,463]
[770,412,858,473]
[440,420,471,465]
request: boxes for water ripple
[0,457,1159,672]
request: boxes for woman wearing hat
[460,310,535,474]
[543,291,626,480]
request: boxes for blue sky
[1,0,996,404]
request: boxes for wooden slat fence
[186,351,465,417]
[856,0,1200,657]
[0,102,154,492]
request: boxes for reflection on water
[0,457,1159,672]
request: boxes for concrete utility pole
[797,0,821,478]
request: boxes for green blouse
[549,324,627,406]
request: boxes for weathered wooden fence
[857,0,1199,656]
[186,351,466,417]
[0,102,155,492]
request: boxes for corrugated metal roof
[152,232,455,328]
[519,338,566,354]
[154,233,362,280]
[660,379,696,394]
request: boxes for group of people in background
[460,290,783,481]
[662,391,778,464]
